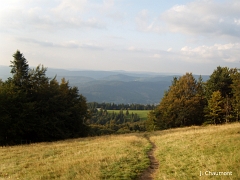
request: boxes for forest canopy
[0,50,89,145]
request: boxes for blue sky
[0,0,240,74]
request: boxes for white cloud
[52,0,87,13]
[135,9,150,32]
[161,0,240,37]
[103,0,115,10]
[234,19,240,25]
[49,0,107,29]
[134,1,240,39]
[150,54,162,59]
[15,37,105,50]
[171,5,186,12]
[126,46,148,53]
[0,0,106,32]
[128,46,136,51]
[180,43,240,63]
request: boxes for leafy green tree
[145,111,156,131]
[205,91,224,124]
[155,73,206,129]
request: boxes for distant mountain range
[0,66,209,104]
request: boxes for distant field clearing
[107,110,150,120]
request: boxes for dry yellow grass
[1,123,239,180]
[150,123,240,180]
[0,134,150,180]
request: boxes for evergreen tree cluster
[0,51,89,145]
[149,67,240,130]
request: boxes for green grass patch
[107,110,150,120]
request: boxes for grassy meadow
[150,123,240,180]
[0,123,239,180]
[0,134,151,180]
[107,110,150,120]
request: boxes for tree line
[146,67,240,130]
[0,51,89,145]
[87,102,156,110]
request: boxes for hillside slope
[76,80,170,104]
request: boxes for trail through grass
[137,135,159,180]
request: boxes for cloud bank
[0,0,240,74]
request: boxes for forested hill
[0,65,209,104]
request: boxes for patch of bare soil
[137,138,159,180]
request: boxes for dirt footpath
[137,137,159,180]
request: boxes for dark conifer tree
[205,66,233,99]
[10,50,29,88]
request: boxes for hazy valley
[0,66,209,104]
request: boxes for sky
[0,0,240,75]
